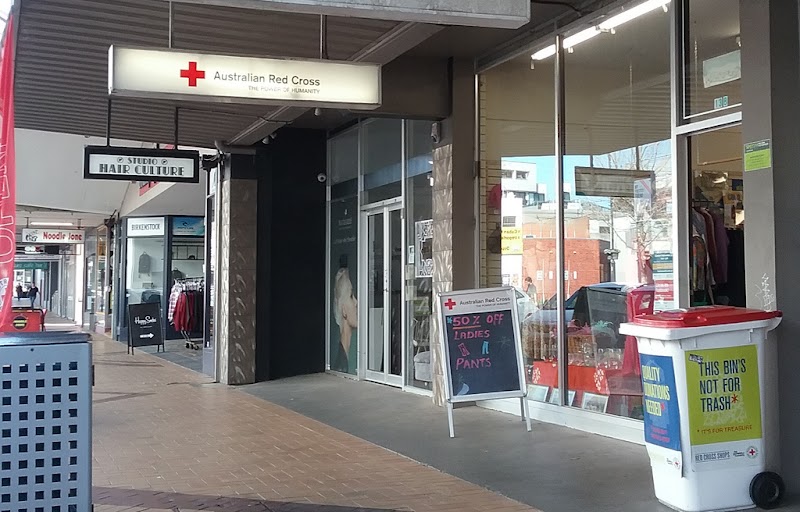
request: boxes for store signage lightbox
[127,217,166,238]
[158,0,529,28]
[84,146,200,183]
[21,228,85,244]
[173,217,205,237]
[108,46,382,109]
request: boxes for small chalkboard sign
[127,302,164,354]
[439,287,530,437]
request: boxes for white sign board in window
[127,217,166,237]
[574,167,654,198]
[84,146,199,183]
[155,0,529,28]
[109,46,382,109]
[21,229,85,244]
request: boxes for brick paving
[91,335,540,512]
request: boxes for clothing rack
[170,277,205,350]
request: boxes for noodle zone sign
[22,228,84,244]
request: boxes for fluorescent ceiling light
[563,27,600,49]
[531,27,601,60]
[532,45,556,60]
[531,0,670,61]
[599,0,671,31]
[30,221,73,227]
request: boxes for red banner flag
[0,17,17,327]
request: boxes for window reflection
[563,2,672,419]
[683,0,741,118]
[480,0,674,419]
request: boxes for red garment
[172,293,188,331]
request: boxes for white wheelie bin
[619,306,783,511]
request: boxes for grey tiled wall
[217,177,258,385]
[431,143,454,406]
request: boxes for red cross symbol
[444,298,456,310]
[748,448,757,457]
[180,61,205,87]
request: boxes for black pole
[106,97,112,146]
[174,107,179,147]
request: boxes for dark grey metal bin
[0,332,92,512]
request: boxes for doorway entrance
[362,201,404,386]
[686,124,745,307]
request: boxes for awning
[13,0,442,147]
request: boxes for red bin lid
[632,306,782,328]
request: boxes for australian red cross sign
[109,46,382,109]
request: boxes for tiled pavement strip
[91,334,540,512]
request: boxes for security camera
[431,122,441,144]
[317,173,327,183]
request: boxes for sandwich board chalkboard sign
[127,302,164,354]
[438,287,530,437]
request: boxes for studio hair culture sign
[84,146,200,183]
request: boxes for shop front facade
[327,119,437,392]
[314,2,800,475]
[473,0,800,485]
[473,0,749,442]
[11,0,800,495]
[114,215,206,344]
[83,225,112,334]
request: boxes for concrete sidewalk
[90,335,538,512]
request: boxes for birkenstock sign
[84,146,200,183]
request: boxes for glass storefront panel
[479,0,681,419]
[125,237,165,307]
[329,129,359,375]
[683,0,741,118]
[171,237,204,280]
[97,227,107,318]
[362,118,402,204]
[405,120,434,389]
[688,126,745,308]
[84,231,97,315]
[480,52,559,404]
[563,3,672,419]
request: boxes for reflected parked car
[513,286,538,322]
[526,282,628,326]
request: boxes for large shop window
[563,4,672,419]
[683,0,741,119]
[405,120,434,389]
[480,0,673,420]
[126,237,165,307]
[480,50,559,402]
[329,128,359,375]
[362,119,402,204]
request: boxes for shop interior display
[690,129,745,307]
[521,284,650,419]
[168,276,205,350]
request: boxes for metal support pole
[168,1,174,49]
[319,15,328,60]
[174,107,179,147]
[106,98,112,146]
[554,34,568,407]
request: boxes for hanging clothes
[711,210,730,285]
[170,279,204,334]
[168,282,182,322]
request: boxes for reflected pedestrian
[28,284,39,308]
